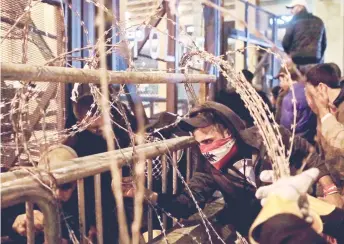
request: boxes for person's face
[85,116,104,136]
[290,5,303,15]
[193,125,230,147]
[55,183,76,202]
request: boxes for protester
[250,168,344,243]
[10,145,82,244]
[283,0,327,65]
[278,68,317,144]
[306,84,344,150]
[63,94,138,243]
[123,101,342,237]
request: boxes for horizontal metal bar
[1,63,216,84]
[1,137,195,192]
[238,0,274,16]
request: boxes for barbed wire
[1,0,299,243]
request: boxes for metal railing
[1,136,196,243]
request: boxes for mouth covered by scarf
[200,136,238,170]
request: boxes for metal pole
[166,0,178,113]
[147,159,153,242]
[94,174,104,244]
[1,62,217,84]
[203,0,222,95]
[25,202,35,244]
[77,179,86,243]
[161,154,168,229]
[172,151,178,225]
[244,1,249,70]
[186,148,191,183]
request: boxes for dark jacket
[158,101,329,235]
[63,102,137,244]
[282,10,326,65]
[280,82,317,144]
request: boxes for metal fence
[1,136,197,243]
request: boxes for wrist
[318,108,330,119]
[323,184,339,197]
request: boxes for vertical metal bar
[83,0,95,60]
[172,151,178,195]
[244,2,249,70]
[186,148,191,183]
[161,154,168,228]
[255,6,259,31]
[150,102,154,118]
[172,151,178,225]
[94,174,104,244]
[147,159,153,242]
[71,0,82,68]
[77,179,86,243]
[25,202,35,244]
[166,1,177,113]
[271,15,278,85]
[203,0,222,96]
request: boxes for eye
[202,139,214,145]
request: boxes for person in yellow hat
[250,168,344,243]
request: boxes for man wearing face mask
[123,101,342,237]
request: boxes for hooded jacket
[157,101,330,235]
[280,82,317,144]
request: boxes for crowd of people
[2,0,344,243]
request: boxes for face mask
[200,136,238,170]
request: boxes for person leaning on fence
[123,101,343,238]
[283,0,327,66]
[63,94,139,243]
[11,145,89,244]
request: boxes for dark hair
[328,63,342,78]
[72,94,98,120]
[277,66,300,81]
[191,111,235,137]
[306,63,341,88]
[271,86,281,100]
[242,69,254,83]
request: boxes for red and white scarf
[200,136,238,170]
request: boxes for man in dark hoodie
[123,101,343,237]
[283,0,326,65]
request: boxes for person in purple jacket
[279,74,317,144]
